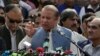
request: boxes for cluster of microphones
[1,39,76,56]
[1,47,76,56]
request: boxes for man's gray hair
[41,5,59,17]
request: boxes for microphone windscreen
[44,38,49,42]
[36,47,44,53]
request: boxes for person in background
[18,12,41,50]
[79,0,100,20]
[0,6,5,26]
[22,0,36,9]
[28,13,41,28]
[81,12,95,37]
[0,4,26,51]
[83,17,100,56]
[19,0,32,11]
[51,0,65,6]
[59,8,89,56]
[29,0,54,19]
[18,21,36,50]
[60,8,80,33]
[77,16,95,53]
[57,0,81,14]
[29,0,39,8]
[0,6,4,17]
[76,0,89,7]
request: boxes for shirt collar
[52,24,60,32]
[87,4,100,11]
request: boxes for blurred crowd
[0,0,100,56]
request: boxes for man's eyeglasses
[7,16,22,23]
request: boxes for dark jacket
[0,25,26,50]
[0,37,6,52]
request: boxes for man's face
[0,9,4,17]
[90,0,99,6]
[62,16,78,31]
[25,22,35,37]
[40,9,58,31]
[82,22,87,32]
[6,8,23,32]
[88,20,100,40]
[0,9,5,25]
[81,19,89,32]
[66,0,74,7]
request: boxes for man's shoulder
[35,26,72,36]
[57,26,72,37]
[35,27,44,33]
[32,27,46,37]
[58,26,72,33]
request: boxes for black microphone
[44,38,49,42]
[43,38,49,52]
[57,28,90,56]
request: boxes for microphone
[57,28,90,56]
[43,38,49,52]
[23,41,31,49]
[1,50,12,56]
[36,47,44,56]
[36,47,44,53]
[44,38,49,42]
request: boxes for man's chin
[10,28,17,32]
[71,28,77,31]
[43,28,51,32]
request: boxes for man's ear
[4,13,8,20]
[56,16,61,24]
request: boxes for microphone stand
[58,30,90,56]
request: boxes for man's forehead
[41,9,55,16]
[7,11,23,20]
[90,18,100,25]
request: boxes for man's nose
[88,28,92,33]
[73,19,78,24]
[42,18,48,23]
